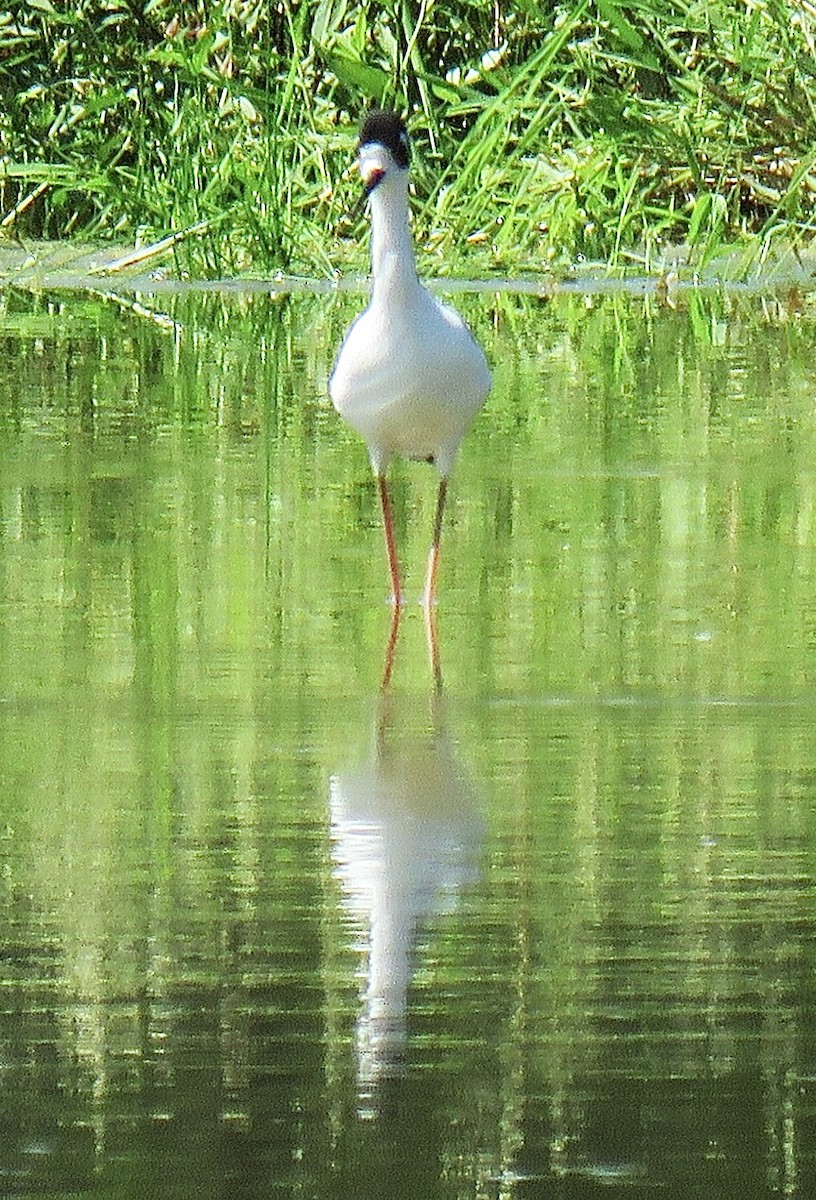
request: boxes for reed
[1,0,815,275]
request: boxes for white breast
[330,283,490,476]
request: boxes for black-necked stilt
[330,109,491,607]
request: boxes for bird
[329,109,491,608]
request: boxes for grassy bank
[2,0,816,277]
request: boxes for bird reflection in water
[329,610,482,1114]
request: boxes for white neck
[368,173,420,302]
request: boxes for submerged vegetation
[2,0,816,275]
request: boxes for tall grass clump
[2,0,816,275]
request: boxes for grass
[2,0,816,277]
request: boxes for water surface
[1,283,815,1198]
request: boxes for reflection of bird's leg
[378,474,402,606]
[380,604,402,692]
[424,603,442,691]
[422,476,448,608]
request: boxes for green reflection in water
[0,285,815,1199]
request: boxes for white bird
[329,110,491,607]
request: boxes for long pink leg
[378,474,402,605]
[422,477,448,607]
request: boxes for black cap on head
[358,109,410,170]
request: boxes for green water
[1,283,815,1199]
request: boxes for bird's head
[357,110,410,195]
